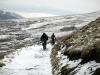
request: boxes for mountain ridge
[0,9,23,20]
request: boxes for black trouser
[42,41,47,50]
[51,39,55,45]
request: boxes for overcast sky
[0,0,100,15]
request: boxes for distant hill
[0,9,23,20]
[16,12,57,18]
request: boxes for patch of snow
[55,31,74,37]
[58,54,81,69]
[15,12,57,18]
[74,45,85,51]
[0,44,52,75]
[67,59,81,68]
[0,35,10,39]
[0,51,7,53]
[95,38,100,41]
[74,61,100,75]
[56,45,81,74]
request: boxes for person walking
[40,33,48,50]
[51,33,56,45]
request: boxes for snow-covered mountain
[16,12,57,18]
[0,9,23,20]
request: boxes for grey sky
[0,0,100,15]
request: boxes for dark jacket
[51,33,56,41]
[40,33,48,41]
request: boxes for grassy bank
[51,17,100,75]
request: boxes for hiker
[40,33,48,50]
[51,33,56,45]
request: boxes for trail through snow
[0,44,52,75]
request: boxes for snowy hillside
[0,44,52,75]
[51,17,100,75]
[16,12,57,18]
[0,11,100,75]
[0,9,23,20]
[0,11,100,58]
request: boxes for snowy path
[0,44,52,75]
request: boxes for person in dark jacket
[40,33,48,50]
[51,33,56,45]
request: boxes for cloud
[0,0,100,14]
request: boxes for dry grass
[64,49,81,60]
[92,68,100,75]
[50,43,61,75]
[0,52,7,59]
[61,65,76,75]
[81,40,100,63]
[81,44,95,63]
[51,17,100,75]
[63,17,100,62]
[94,40,100,62]
[95,40,100,49]
[0,62,5,67]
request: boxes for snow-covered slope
[0,11,100,75]
[0,9,23,20]
[0,44,52,75]
[16,12,57,18]
[51,17,100,75]
[0,11,100,53]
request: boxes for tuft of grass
[50,43,61,75]
[0,53,6,59]
[94,40,100,63]
[92,68,100,75]
[61,65,70,75]
[61,65,76,75]
[81,44,95,63]
[64,48,81,60]
[61,65,78,75]
[95,40,100,49]
[0,62,5,67]
[81,40,100,63]
[0,38,11,42]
